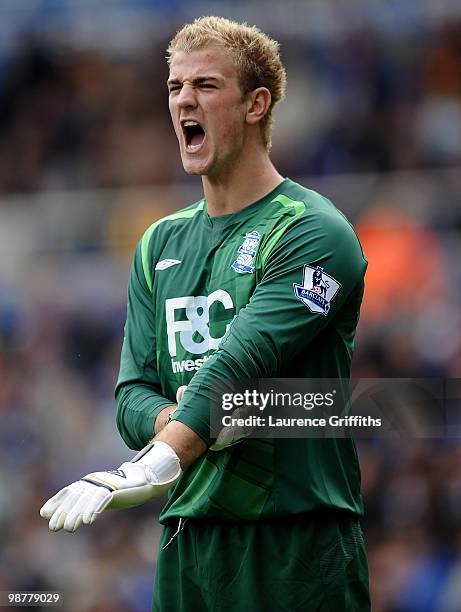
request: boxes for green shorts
[152,512,370,612]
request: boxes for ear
[245,87,272,126]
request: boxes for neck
[202,146,284,217]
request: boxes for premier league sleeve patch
[293,265,341,315]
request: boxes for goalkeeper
[41,16,370,611]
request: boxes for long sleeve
[115,241,173,450]
[171,210,367,445]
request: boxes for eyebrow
[167,76,221,87]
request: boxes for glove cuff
[131,441,181,485]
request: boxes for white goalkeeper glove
[40,441,181,533]
[176,385,187,404]
[176,384,248,452]
[162,385,188,428]
[210,405,252,451]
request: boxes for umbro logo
[155,259,182,271]
[106,469,126,478]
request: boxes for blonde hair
[167,16,287,151]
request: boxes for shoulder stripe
[141,200,205,290]
[259,194,306,268]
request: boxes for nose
[177,83,198,109]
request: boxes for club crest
[231,230,261,274]
[293,265,341,315]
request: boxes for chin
[183,166,206,176]
[181,157,210,176]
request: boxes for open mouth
[182,120,206,151]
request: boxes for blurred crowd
[0,7,461,612]
[1,21,461,193]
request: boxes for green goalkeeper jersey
[115,178,367,521]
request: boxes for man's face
[168,46,249,177]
